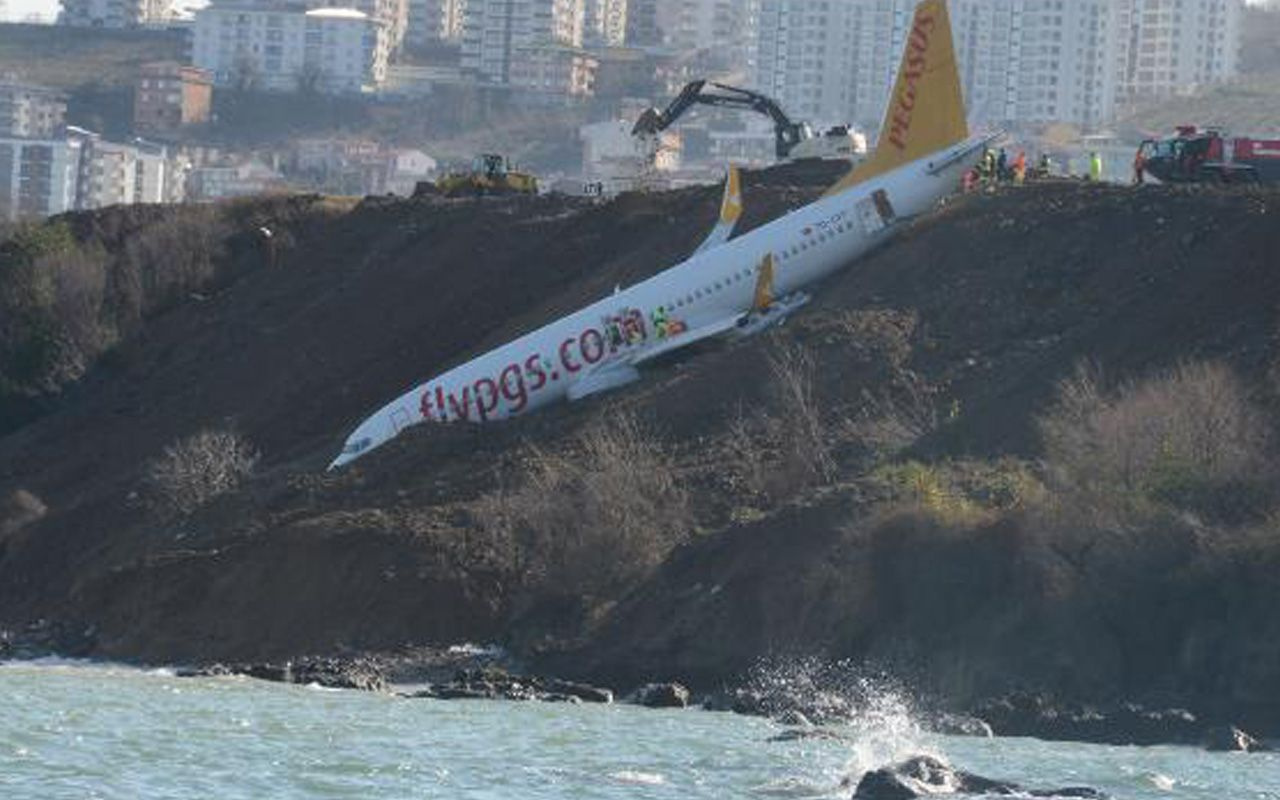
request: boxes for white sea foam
[609,770,666,785]
[446,643,506,658]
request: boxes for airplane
[330,0,991,470]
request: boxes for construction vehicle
[1137,126,1280,185]
[632,80,863,162]
[415,154,538,198]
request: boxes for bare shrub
[1040,360,1271,522]
[720,343,840,504]
[116,207,231,324]
[144,429,259,518]
[725,409,770,498]
[472,412,689,595]
[768,342,837,486]
[847,380,940,457]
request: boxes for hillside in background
[0,24,185,88]
[1119,75,1280,137]
[2,171,1279,734]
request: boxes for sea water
[2,660,1277,799]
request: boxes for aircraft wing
[568,312,742,402]
[629,313,742,366]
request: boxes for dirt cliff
[2,168,1278,732]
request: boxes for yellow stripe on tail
[826,0,968,196]
[721,165,743,225]
[753,253,775,310]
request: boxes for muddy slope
[1,172,1278,730]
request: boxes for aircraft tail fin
[826,0,967,196]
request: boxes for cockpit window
[342,437,372,455]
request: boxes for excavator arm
[632,80,810,160]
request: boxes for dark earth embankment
[2,165,1278,737]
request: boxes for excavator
[632,80,863,162]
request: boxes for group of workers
[966,147,1108,190]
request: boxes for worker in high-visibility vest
[1089,151,1104,182]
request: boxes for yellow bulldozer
[416,153,538,198]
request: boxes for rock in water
[630,682,691,708]
[1203,725,1267,752]
[851,755,1107,799]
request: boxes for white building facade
[584,0,628,46]
[746,0,1244,134]
[0,137,82,222]
[460,0,596,96]
[1115,0,1244,102]
[0,82,68,139]
[192,4,390,93]
[59,0,172,27]
[407,0,466,47]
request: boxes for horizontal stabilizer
[694,165,744,255]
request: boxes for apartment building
[0,81,67,138]
[951,0,1119,129]
[134,62,214,137]
[0,137,82,222]
[406,0,466,47]
[748,0,866,128]
[192,3,390,93]
[624,0,658,46]
[461,0,596,96]
[584,0,627,46]
[747,0,1241,134]
[65,128,177,208]
[664,0,747,71]
[59,0,172,27]
[1115,0,1244,102]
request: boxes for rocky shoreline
[8,622,1267,757]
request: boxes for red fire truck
[1138,126,1280,185]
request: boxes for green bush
[1039,360,1273,523]
[472,411,690,596]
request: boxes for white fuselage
[332,142,985,468]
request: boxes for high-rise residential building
[0,81,68,138]
[951,0,1119,129]
[461,0,596,96]
[624,0,659,46]
[192,4,390,93]
[748,0,869,128]
[584,0,627,46]
[406,0,465,47]
[746,0,1242,134]
[666,0,747,72]
[59,0,172,27]
[134,62,214,137]
[0,137,82,222]
[1115,0,1244,103]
